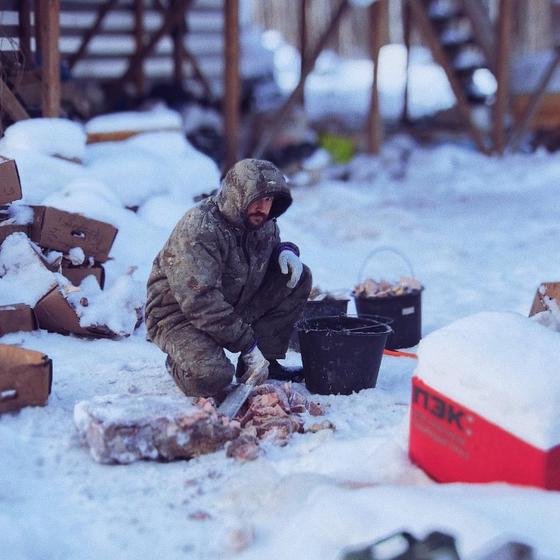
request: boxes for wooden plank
[18,0,34,67]
[493,0,512,155]
[224,0,240,171]
[508,48,560,151]
[408,0,489,154]
[401,0,411,124]
[0,76,31,121]
[367,0,387,154]
[34,0,43,64]
[463,0,496,73]
[179,43,213,98]
[299,0,308,106]
[254,0,351,159]
[40,0,61,117]
[172,0,189,85]
[118,0,190,84]
[151,0,212,98]
[134,0,145,95]
[67,0,120,70]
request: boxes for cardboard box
[529,282,560,316]
[0,343,52,413]
[409,377,560,490]
[31,206,118,263]
[61,263,105,289]
[0,157,23,205]
[0,222,31,246]
[34,287,113,338]
[0,304,37,336]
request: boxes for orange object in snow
[383,349,418,359]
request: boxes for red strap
[383,349,418,359]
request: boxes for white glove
[240,345,269,385]
[278,250,303,289]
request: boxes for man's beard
[246,213,267,229]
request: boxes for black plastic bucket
[354,290,422,349]
[297,315,391,395]
[289,298,350,352]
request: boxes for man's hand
[239,344,269,385]
[278,249,303,289]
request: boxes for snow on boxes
[0,156,121,337]
[409,312,560,490]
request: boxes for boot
[268,359,305,382]
[236,358,304,383]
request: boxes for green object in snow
[319,133,355,163]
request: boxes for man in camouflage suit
[145,159,312,398]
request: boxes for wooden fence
[249,0,558,57]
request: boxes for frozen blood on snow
[74,393,241,464]
[237,381,326,446]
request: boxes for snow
[415,312,560,449]
[272,41,454,122]
[0,233,55,306]
[85,106,182,134]
[2,203,33,225]
[0,118,86,160]
[68,274,144,336]
[2,41,560,560]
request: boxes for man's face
[246,196,274,228]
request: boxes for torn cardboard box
[61,263,105,289]
[529,282,560,316]
[31,206,118,262]
[34,286,114,338]
[0,304,37,336]
[0,157,22,205]
[0,343,52,413]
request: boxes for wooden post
[254,0,350,158]
[19,0,33,68]
[493,0,512,155]
[408,0,489,154]
[508,47,560,151]
[39,0,60,117]
[299,0,308,106]
[401,0,411,124]
[134,0,146,95]
[224,0,240,171]
[367,0,387,154]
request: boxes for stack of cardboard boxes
[0,157,35,338]
[0,156,119,413]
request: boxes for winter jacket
[145,158,298,353]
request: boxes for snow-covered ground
[1,45,560,560]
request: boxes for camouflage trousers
[162,265,312,397]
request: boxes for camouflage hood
[216,159,292,228]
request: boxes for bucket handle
[357,246,415,283]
